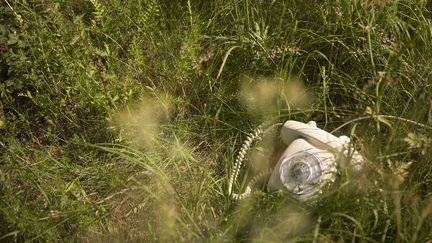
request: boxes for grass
[1,0,432,241]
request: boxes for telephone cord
[228,123,282,200]
[232,168,274,200]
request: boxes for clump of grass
[1,0,432,241]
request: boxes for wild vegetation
[1,0,432,241]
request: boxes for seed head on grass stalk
[113,95,172,149]
[239,76,315,119]
[249,204,312,242]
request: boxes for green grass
[1,0,432,241]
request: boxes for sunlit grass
[1,0,432,241]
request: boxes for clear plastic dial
[279,152,322,195]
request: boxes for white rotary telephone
[228,120,364,201]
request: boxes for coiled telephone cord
[228,123,281,200]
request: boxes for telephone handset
[229,120,364,201]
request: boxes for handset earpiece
[280,120,363,168]
[281,120,344,152]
